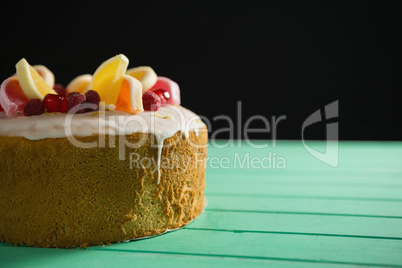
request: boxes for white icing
[0,106,206,184]
[156,143,163,183]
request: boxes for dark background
[1,1,401,140]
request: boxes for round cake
[0,55,208,248]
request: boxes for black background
[1,1,401,140]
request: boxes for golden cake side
[0,127,207,248]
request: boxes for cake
[0,55,208,248]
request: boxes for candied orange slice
[115,75,143,114]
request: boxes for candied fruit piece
[24,99,44,116]
[67,93,86,113]
[84,90,101,111]
[151,89,170,105]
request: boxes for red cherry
[24,99,44,116]
[151,89,170,105]
[142,91,161,111]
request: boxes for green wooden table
[1,141,402,267]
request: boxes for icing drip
[157,144,163,184]
[0,106,205,184]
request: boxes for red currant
[24,99,44,116]
[44,94,62,113]
[142,91,161,111]
[67,93,86,113]
[84,90,101,111]
[59,96,68,113]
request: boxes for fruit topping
[66,74,92,94]
[0,54,184,117]
[24,99,44,116]
[115,75,143,114]
[149,77,180,105]
[86,54,129,105]
[32,65,55,88]
[126,66,157,92]
[40,91,99,114]
[43,94,68,113]
[142,91,161,111]
[84,90,101,111]
[53,83,67,96]
[0,76,29,116]
[15,58,57,100]
[151,88,170,105]
[60,96,68,113]
[67,92,80,97]
[67,93,86,113]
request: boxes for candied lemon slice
[126,66,157,93]
[13,65,55,88]
[115,75,143,114]
[87,54,129,105]
[15,58,57,100]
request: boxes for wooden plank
[208,140,402,153]
[205,181,402,200]
[0,245,366,268]
[206,150,402,168]
[87,229,402,267]
[205,160,402,176]
[207,168,402,179]
[187,210,402,239]
[205,196,402,217]
[207,173,402,187]
[208,140,402,157]
[206,141,402,173]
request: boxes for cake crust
[0,127,207,248]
